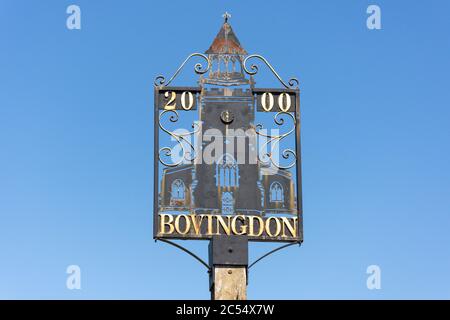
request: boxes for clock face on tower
[220,110,234,124]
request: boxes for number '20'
[164,91,194,110]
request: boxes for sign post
[153,13,302,300]
[209,235,248,299]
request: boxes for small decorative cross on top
[222,12,231,23]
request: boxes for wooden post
[212,266,247,300]
[209,236,248,300]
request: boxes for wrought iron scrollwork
[243,54,299,89]
[255,112,297,169]
[158,110,200,167]
[154,53,211,87]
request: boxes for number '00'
[261,92,292,112]
[164,91,194,110]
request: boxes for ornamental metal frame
[153,51,303,243]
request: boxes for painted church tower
[159,14,296,218]
[193,13,262,215]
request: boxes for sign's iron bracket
[248,242,300,270]
[156,238,210,271]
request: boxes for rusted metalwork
[153,13,304,300]
[153,14,303,244]
[243,54,299,89]
[205,18,247,55]
[154,53,210,87]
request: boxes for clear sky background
[1,0,449,299]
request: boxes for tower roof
[205,13,247,55]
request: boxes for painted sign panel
[153,19,302,243]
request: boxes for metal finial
[222,12,231,23]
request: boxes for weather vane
[222,11,231,23]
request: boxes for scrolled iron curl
[154,75,165,87]
[288,78,300,88]
[282,149,296,159]
[274,112,287,126]
[255,112,295,138]
[243,54,299,89]
[158,110,200,167]
[254,112,297,169]
[154,53,211,87]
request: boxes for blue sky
[1,0,449,299]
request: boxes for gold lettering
[278,92,292,112]
[174,214,191,235]
[261,92,274,111]
[265,217,282,237]
[164,91,176,110]
[281,217,297,238]
[190,214,204,235]
[216,215,231,235]
[160,214,298,239]
[248,215,264,237]
[159,214,174,235]
[181,91,194,110]
[205,214,214,236]
[231,215,247,235]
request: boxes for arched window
[216,154,239,188]
[221,191,234,215]
[269,182,284,203]
[171,179,185,201]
